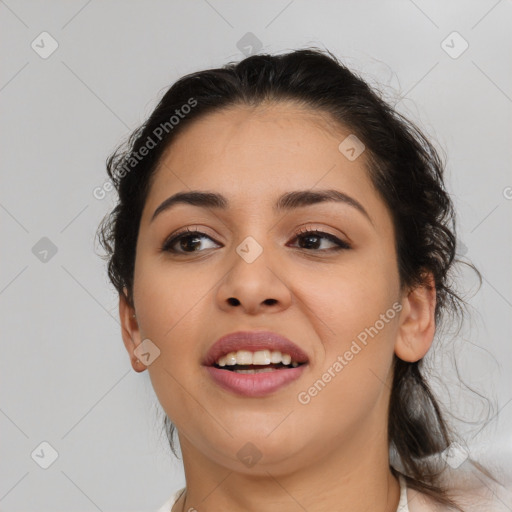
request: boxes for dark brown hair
[97,48,494,509]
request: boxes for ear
[119,288,146,373]
[394,272,436,363]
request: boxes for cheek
[295,250,399,343]
[132,260,214,422]
[296,268,399,436]
[133,259,212,428]
[293,251,399,407]
[133,254,209,343]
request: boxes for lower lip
[204,365,307,397]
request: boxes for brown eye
[161,227,351,255]
[161,229,220,254]
[290,228,351,251]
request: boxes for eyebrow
[150,189,373,226]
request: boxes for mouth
[212,349,306,373]
[203,331,309,397]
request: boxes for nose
[216,241,292,315]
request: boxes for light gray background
[1,1,511,511]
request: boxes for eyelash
[160,226,351,254]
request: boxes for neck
[173,423,400,512]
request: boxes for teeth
[281,353,292,365]
[236,350,253,365]
[270,350,282,364]
[223,353,237,366]
[216,349,300,367]
[252,349,271,365]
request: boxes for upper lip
[203,330,310,367]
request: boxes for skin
[119,101,436,512]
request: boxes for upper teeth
[216,350,298,367]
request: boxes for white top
[157,475,410,512]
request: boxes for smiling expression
[124,101,406,474]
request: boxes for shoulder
[405,464,512,512]
[156,487,186,512]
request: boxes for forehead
[159,101,349,168]
[142,102,385,223]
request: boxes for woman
[97,48,511,511]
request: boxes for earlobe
[119,290,146,373]
[394,273,436,363]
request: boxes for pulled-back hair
[97,48,491,509]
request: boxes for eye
[289,227,351,252]
[161,226,351,255]
[161,227,220,254]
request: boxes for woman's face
[126,102,406,474]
